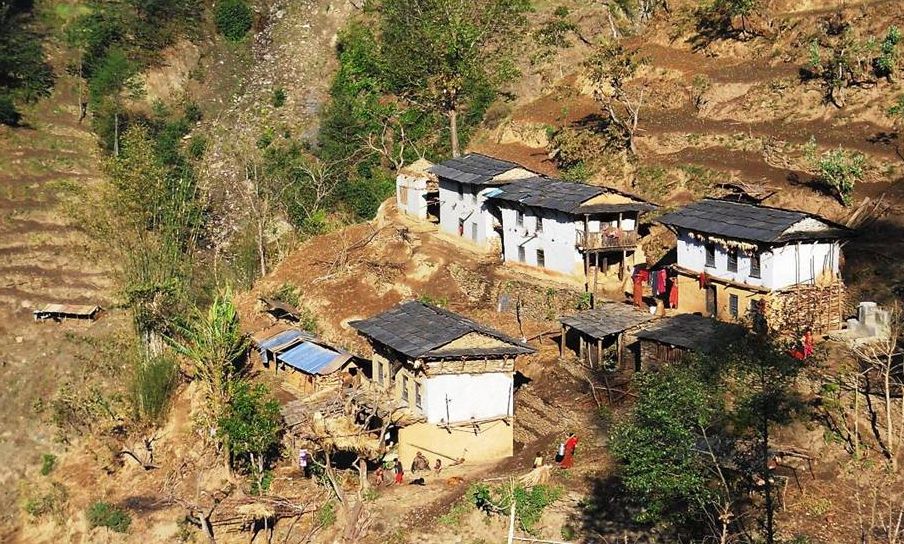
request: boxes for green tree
[698,0,760,39]
[215,0,253,42]
[728,339,803,544]
[609,364,720,528]
[0,0,54,125]
[808,145,865,206]
[380,0,531,157]
[168,289,249,433]
[584,39,647,155]
[218,381,284,485]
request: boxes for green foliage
[315,500,336,528]
[24,482,69,518]
[250,469,274,496]
[168,289,250,427]
[0,1,54,124]
[876,26,901,79]
[575,292,593,311]
[889,94,904,118]
[268,282,301,308]
[532,6,578,64]
[807,145,865,206]
[271,87,286,108]
[610,364,719,525]
[696,0,760,39]
[188,135,207,159]
[86,501,131,533]
[470,482,563,534]
[215,0,253,41]
[130,354,180,423]
[40,453,57,476]
[439,496,473,527]
[218,381,283,474]
[417,293,449,308]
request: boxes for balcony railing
[576,229,639,250]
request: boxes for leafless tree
[585,40,648,155]
[850,305,904,470]
[360,114,424,172]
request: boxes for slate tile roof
[657,198,848,243]
[488,176,655,214]
[429,153,522,185]
[635,314,746,353]
[560,302,656,339]
[349,301,535,359]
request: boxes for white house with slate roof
[349,301,535,467]
[429,153,536,249]
[487,176,656,289]
[657,198,850,333]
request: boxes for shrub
[131,355,180,423]
[417,294,449,308]
[469,482,563,534]
[271,88,287,108]
[0,95,22,126]
[86,501,131,533]
[315,500,336,527]
[215,0,253,42]
[810,146,865,206]
[188,135,207,159]
[875,26,902,79]
[40,453,56,476]
[268,283,301,308]
[24,483,68,518]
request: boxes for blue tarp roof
[257,329,305,352]
[276,342,350,375]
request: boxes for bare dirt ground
[0,65,117,537]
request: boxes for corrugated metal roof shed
[429,153,521,185]
[635,314,745,353]
[560,303,655,339]
[350,301,534,359]
[657,199,848,243]
[257,329,309,352]
[277,342,353,375]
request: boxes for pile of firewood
[766,282,846,335]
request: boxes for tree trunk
[256,216,267,278]
[114,112,120,156]
[763,411,775,544]
[449,108,460,158]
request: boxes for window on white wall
[471,222,478,241]
[750,252,761,278]
[516,210,524,227]
[377,360,384,384]
[537,249,545,268]
[414,382,422,409]
[518,246,526,262]
[535,215,543,233]
[727,249,738,273]
[705,243,716,268]
[729,294,739,318]
[457,183,464,201]
[401,374,409,403]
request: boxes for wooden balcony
[576,229,639,251]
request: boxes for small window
[516,210,524,227]
[537,249,545,268]
[518,246,526,263]
[729,294,739,318]
[535,215,543,233]
[727,249,738,273]
[401,374,409,403]
[414,382,423,409]
[750,251,761,278]
[471,222,478,241]
[458,218,464,237]
[705,243,716,268]
[457,183,464,201]
[377,360,384,384]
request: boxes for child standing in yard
[393,459,404,484]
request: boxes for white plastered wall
[421,372,513,424]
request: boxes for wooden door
[706,285,717,317]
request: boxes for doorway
[706,285,717,317]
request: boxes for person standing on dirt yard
[393,459,404,484]
[559,432,579,469]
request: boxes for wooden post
[617,333,624,372]
[559,323,566,359]
[620,250,627,280]
[593,252,599,305]
[596,339,602,369]
[579,335,585,363]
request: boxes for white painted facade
[438,179,501,247]
[498,206,582,275]
[396,173,429,219]
[676,230,841,291]
[419,372,513,424]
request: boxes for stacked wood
[765,281,846,335]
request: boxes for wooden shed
[634,313,745,370]
[558,302,655,372]
[253,327,364,394]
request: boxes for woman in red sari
[560,432,579,469]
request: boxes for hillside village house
[486,177,656,290]
[253,326,362,394]
[395,158,438,221]
[559,302,655,372]
[635,313,746,369]
[350,301,534,467]
[657,199,850,334]
[429,153,536,248]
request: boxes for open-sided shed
[559,302,655,371]
[33,304,102,322]
[253,327,363,394]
